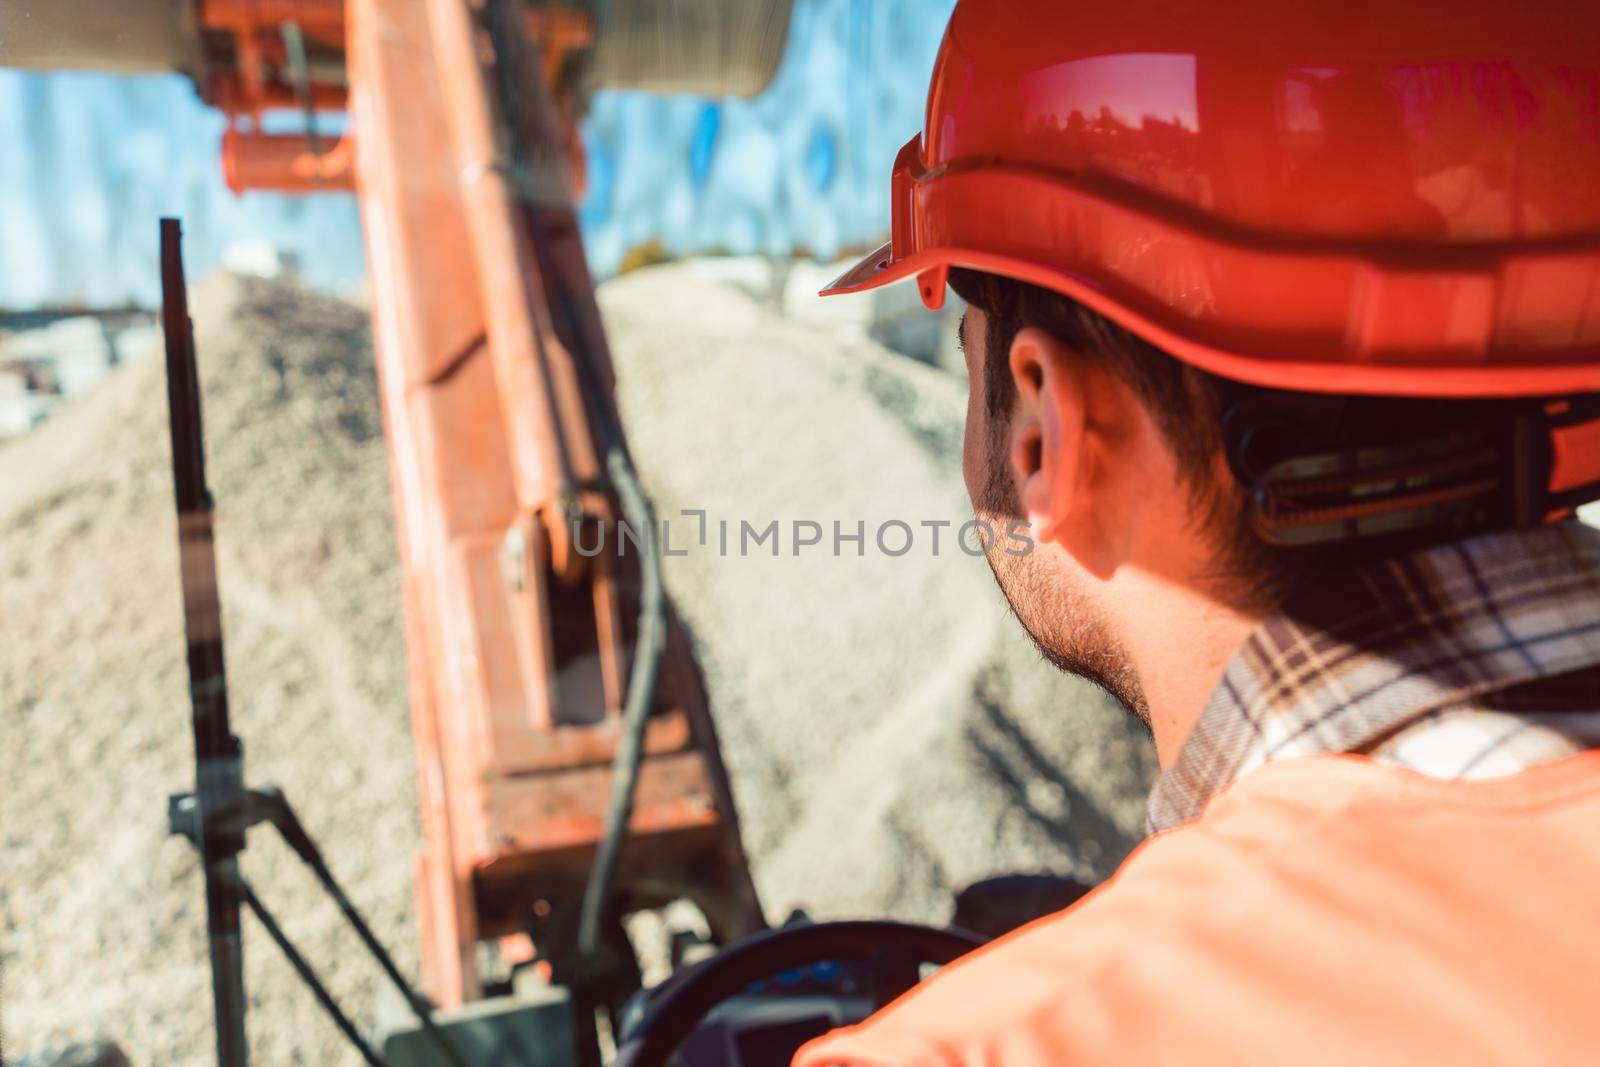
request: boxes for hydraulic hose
[473,0,669,979]
[577,442,666,962]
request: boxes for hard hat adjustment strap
[1222,392,1600,549]
[1247,432,1504,547]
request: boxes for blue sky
[0,0,954,311]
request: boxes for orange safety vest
[795,751,1600,1067]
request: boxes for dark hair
[946,267,1594,611]
[948,269,1229,483]
[947,267,1294,607]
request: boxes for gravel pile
[603,260,1156,922]
[0,262,1154,1065]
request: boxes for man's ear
[1007,326,1087,546]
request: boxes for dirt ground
[0,264,1155,1064]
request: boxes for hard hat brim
[821,141,1600,399]
[826,241,1600,399]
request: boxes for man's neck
[1117,570,1263,767]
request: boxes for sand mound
[1,262,1154,1064]
[1,276,416,1066]
[601,262,1156,920]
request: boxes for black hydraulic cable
[474,0,671,976]
[577,443,666,962]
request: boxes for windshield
[0,4,1158,1065]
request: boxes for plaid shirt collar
[1147,523,1600,833]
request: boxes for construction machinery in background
[154,213,990,1067]
[6,1,1008,1062]
[1,1,866,1062]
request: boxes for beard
[972,429,1151,730]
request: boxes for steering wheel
[612,920,986,1067]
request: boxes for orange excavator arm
[333,0,769,1008]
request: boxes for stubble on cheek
[971,425,1151,728]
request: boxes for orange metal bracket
[221,127,355,192]
[206,0,589,200]
[201,0,353,192]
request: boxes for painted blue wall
[0,0,954,311]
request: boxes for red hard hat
[825,0,1600,399]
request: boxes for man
[796,0,1600,1063]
